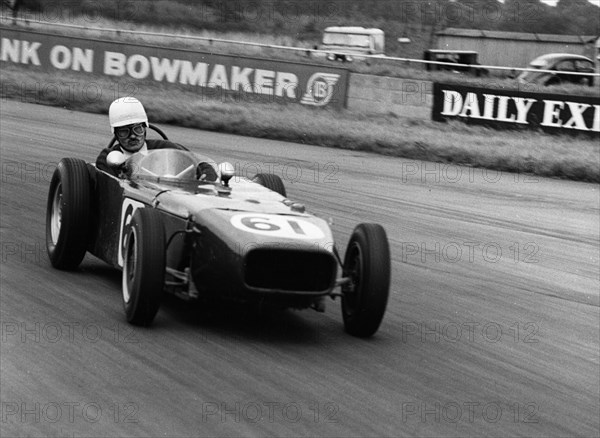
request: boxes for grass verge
[1,65,598,182]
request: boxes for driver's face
[116,123,146,153]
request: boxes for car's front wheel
[122,208,166,326]
[341,223,391,337]
[253,173,286,197]
[45,158,91,270]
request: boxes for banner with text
[0,27,348,109]
[432,82,599,136]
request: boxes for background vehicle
[424,50,488,76]
[517,53,596,86]
[315,26,385,62]
[45,127,392,337]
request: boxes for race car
[45,125,391,337]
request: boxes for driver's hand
[116,162,132,179]
[196,162,218,182]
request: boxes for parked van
[423,50,488,76]
[317,27,385,62]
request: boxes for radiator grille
[244,249,336,292]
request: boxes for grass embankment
[2,65,598,182]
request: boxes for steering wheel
[106,124,169,149]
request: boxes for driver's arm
[96,147,115,174]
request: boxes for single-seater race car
[46,126,391,337]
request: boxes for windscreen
[518,56,549,80]
[322,32,371,48]
[529,58,550,69]
[130,149,199,180]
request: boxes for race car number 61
[230,214,325,239]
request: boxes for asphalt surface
[1,101,598,437]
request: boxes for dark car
[517,53,596,87]
[45,126,391,337]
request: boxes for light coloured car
[517,53,596,86]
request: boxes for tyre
[46,158,91,270]
[252,173,286,197]
[122,208,166,326]
[341,223,391,337]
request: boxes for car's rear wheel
[45,158,91,270]
[122,208,166,326]
[341,223,391,337]
[253,173,287,197]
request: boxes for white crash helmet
[109,97,148,131]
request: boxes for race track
[1,101,598,437]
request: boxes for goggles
[115,123,146,139]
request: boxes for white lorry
[316,26,385,62]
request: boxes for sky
[537,0,598,5]
[497,0,600,5]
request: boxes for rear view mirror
[218,162,235,186]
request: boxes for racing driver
[96,97,217,180]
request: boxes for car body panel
[86,149,338,303]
